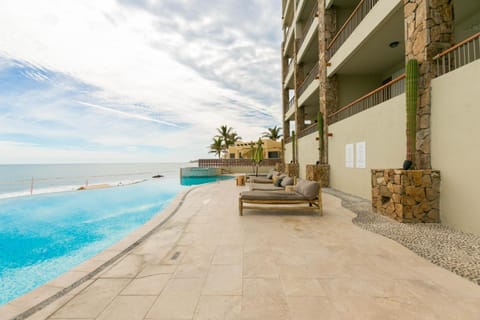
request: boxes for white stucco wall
[297,132,319,179]
[328,94,406,199]
[431,59,480,235]
[285,142,293,164]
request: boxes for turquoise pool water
[0,176,232,306]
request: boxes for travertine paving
[17,180,480,319]
[326,188,480,285]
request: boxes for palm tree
[216,125,241,153]
[227,132,242,146]
[262,126,282,141]
[209,137,223,159]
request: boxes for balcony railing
[326,0,379,59]
[288,96,295,109]
[298,123,318,138]
[328,74,405,125]
[298,62,319,98]
[284,22,294,47]
[298,3,318,52]
[433,32,480,77]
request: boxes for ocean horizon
[0,162,194,199]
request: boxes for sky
[0,0,282,163]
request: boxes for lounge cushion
[281,176,294,187]
[251,177,273,184]
[295,179,320,200]
[240,191,305,201]
[266,172,273,179]
[294,179,307,194]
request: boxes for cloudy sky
[0,0,282,163]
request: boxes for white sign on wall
[356,141,366,168]
[345,144,354,168]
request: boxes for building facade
[226,139,282,160]
[281,0,480,234]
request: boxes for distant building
[225,139,282,160]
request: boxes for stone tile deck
[8,180,480,319]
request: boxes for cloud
[75,101,179,127]
[0,0,282,163]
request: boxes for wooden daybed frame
[238,189,323,216]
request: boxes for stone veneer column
[295,60,305,132]
[318,0,337,164]
[404,0,454,169]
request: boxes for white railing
[433,32,480,77]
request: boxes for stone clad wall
[404,0,454,169]
[318,0,337,164]
[306,164,330,187]
[286,163,299,177]
[371,169,440,223]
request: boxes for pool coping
[1,186,196,320]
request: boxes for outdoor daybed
[249,170,281,184]
[249,175,294,191]
[239,179,322,216]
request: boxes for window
[268,151,280,159]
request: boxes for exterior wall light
[389,41,400,48]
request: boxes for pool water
[0,176,232,305]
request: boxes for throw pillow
[274,175,285,187]
[295,178,306,194]
[301,181,320,200]
[281,176,294,187]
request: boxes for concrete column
[404,0,454,169]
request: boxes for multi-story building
[281,0,480,234]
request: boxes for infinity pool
[0,176,232,305]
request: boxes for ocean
[0,162,193,199]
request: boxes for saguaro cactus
[405,59,418,167]
[317,112,324,164]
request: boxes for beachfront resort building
[225,139,282,160]
[281,0,480,234]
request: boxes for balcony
[298,123,318,138]
[327,0,379,60]
[327,0,403,77]
[327,74,405,125]
[283,23,295,56]
[298,62,319,104]
[283,0,294,28]
[285,96,296,121]
[434,32,480,77]
[284,58,295,89]
[297,3,319,62]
